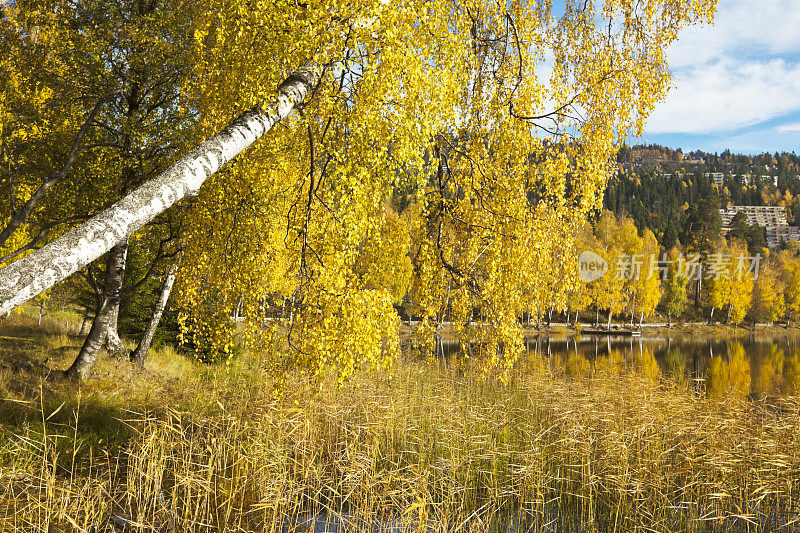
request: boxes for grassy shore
[1,315,799,532]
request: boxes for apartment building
[704,172,724,186]
[719,205,800,248]
[768,225,800,248]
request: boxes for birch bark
[103,240,130,359]
[0,64,320,317]
[66,241,128,378]
[131,253,181,367]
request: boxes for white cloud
[646,58,800,134]
[777,122,800,133]
[644,1,800,136]
[667,0,800,69]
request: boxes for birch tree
[0,3,115,259]
[663,247,688,327]
[0,64,320,317]
[0,0,716,380]
[131,252,182,367]
[750,258,784,325]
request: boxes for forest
[605,144,800,247]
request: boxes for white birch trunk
[67,241,129,378]
[105,303,124,354]
[100,239,130,359]
[131,253,181,367]
[0,64,320,316]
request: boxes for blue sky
[634,0,800,155]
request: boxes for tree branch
[0,94,111,249]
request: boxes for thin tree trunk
[131,253,181,367]
[695,271,702,308]
[607,309,613,330]
[66,242,128,379]
[0,96,110,251]
[0,64,320,316]
[79,305,90,336]
[38,299,44,326]
[104,238,130,358]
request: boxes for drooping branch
[0,94,111,249]
[0,63,321,316]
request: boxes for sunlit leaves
[177,0,716,381]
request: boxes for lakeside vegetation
[1,314,799,532]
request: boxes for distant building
[769,225,800,248]
[720,205,788,227]
[704,172,724,186]
[720,205,799,248]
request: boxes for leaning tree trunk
[0,64,320,317]
[66,242,128,379]
[131,253,181,367]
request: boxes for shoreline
[398,322,800,340]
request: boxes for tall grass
[0,326,799,531]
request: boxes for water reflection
[419,335,800,399]
[559,335,800,398]
[706,342,750,398]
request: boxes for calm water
[428,335,800,399]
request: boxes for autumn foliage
[0,0,718,379]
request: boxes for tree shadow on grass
[0,315,189,472]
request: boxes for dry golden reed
[0,322,799,532]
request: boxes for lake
[426,334,800,399]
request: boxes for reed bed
[1,345,799,532]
